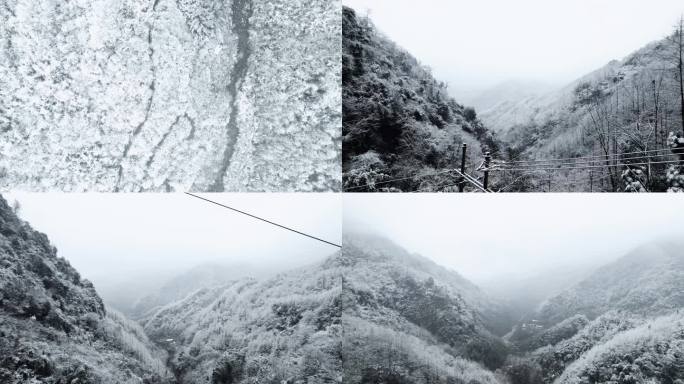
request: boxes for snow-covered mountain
[341,233,510,383]
[535,241,684,326]
[464,80,556,128]
[0,0,341,192]
[129,262,280,318]
[342,6,499,192]
[503,241,684,383]
[140,256,342,383]
[486,35,683,158]
[0,194,170,383]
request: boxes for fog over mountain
[344,194,684,285]
[343,0,684,98]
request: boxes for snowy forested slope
[128,262,278,318]
[342,6,499,192]
[480,33,684,192]
[554,312,684,384]
[501,242,684,383]
[341,233,510,383]
[0,194,170,383]
[535,241,684,326]
[140,256,342,383]
[0,0,341,192]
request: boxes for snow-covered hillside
[535,241,684,326]
[342,6,500,192]
[341,233,509,383]
[129,262,279,318]
[140,256,342,383]
[0,194,170,383]
[503,241,684,383]
[0,0,341,192]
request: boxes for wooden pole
[483,152,491,190]
[459,143,467,192]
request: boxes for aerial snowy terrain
[0,0,341,192]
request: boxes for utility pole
[483,152,491,191]
[458,143,467,192]
[678,16,684,136]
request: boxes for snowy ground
[0,0,341,192]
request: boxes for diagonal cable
[185,193,341,248]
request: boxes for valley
[340,233,684,384]
[342,5,684,192]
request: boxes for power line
[489,159,683,172]
[499,147,678,164]
[184,193,341,248]
[493,153,679,169]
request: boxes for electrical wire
[499,147,678,164]
[184,193,341,248]
[494,152,677,168]
[489,159,683,172]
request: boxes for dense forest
[0,0,340,192]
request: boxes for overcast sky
[343,0,684,98]
[344,194,684,285]
[7,193,341,293]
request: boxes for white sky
[7,193,341,291]
[344,194,684,284]
[343,0,684,97]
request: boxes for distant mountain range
[463,80,557,127]
[535,241,684,325]
[129,262,280,319]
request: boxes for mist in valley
[344,193,684,321]
[6,193,342,314]
[343,0,684,99]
